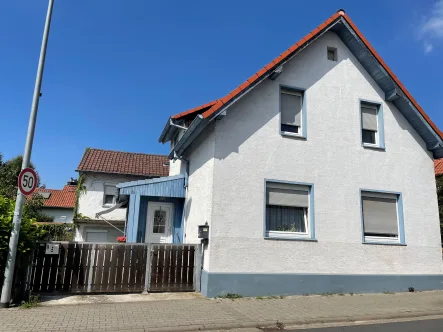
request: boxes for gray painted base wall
[201,270,443,298]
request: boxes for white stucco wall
[184,124,215,242]
[186,31,442,275]
[182,124,216,268]
[169,129,187,176]
[169,159,183,176]
[78,173,146,221]
[41,208,74,223]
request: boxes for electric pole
[0,0,55,308]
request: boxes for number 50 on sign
[18,168,38,196]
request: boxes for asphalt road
[288,318,443,331]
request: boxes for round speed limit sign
[18,168,38,196]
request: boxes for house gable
[204,31,441,275]
[161,10,443,159]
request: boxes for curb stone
[185,310,443,332]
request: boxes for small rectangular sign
[45,243,60,255]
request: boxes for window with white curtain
[265,182,310,238]
[103,184,118,206]
[361,191,400,243]
[280,88,303,135]
[361,102,379,145]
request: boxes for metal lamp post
[0,0,55,308]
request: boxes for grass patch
[383,291,395,294]
[20,295,40,309]
[216,293,243,299]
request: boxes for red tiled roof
[34,186,76,209]
[171,10,443,140]
[76,148,169,177]
[63,185,77,192]
[435,159,443,176]
[172,101,217,120]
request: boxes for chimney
[67,177,78,186]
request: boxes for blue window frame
[264,179,316,241]
[359,99,385,150]
[279,85,307,139]
[360,189,405,246]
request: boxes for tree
[436,175,443,247]
[0,156,39,199]
[0,154,52,222]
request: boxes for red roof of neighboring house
[34,185,77,209]
[435,159,443,176]
[77,148,169,177]
[170,10,443,141]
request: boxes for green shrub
[0,196,46,272]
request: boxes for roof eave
[158,117,175,144]
[75,170,164,178]
[168,115,207,159]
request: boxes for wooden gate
[28,242,201,294]
[29,242,149,293]
[148,244,199,292]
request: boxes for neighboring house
[34,182,76,222]
[74,148,169,242]
[435,159,443,177]
[118,10,443,297]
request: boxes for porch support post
[126,194,140,243]
[143,243,152,294]
[194,244,202,292]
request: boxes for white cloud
[420,0,443,53]
[424,41,434,53]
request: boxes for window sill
[281,132,307,140]
[362,241,406,246]
[362,144,385,151]
[265,236,317,242]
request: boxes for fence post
[86,244,96,293]
[194,244,202,292]
[23,250,35,301]
[142,244,152,294]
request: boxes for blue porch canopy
[117,175,186,197]
[117,175,186,243]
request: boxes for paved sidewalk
[1,291,443,331]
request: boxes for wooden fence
[28,242,201,294]
[149,244,195,292]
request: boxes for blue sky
[1,0,442,188]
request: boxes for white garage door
[86,231,108,242]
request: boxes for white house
[119,10,443,297]
[34,182,76,223]
[75,148,169,242]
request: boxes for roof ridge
[85,148,168,158]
